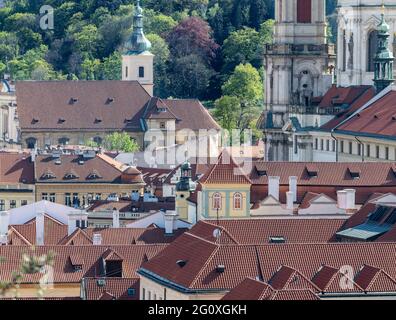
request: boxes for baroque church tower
[337,0,396,88]
[260,0,335,161]
[122,0,154,96]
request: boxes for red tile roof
[0,245,166,284]
[0,152,34,185]
[8,220,186,246]
[336,88,396,137]
[16,81,150,132]
[221,278,274,300]
[140,231,396,295]
[8,215,67,245]
[319,86,375,131]
[35,153,143,184]
[83,278,140,300]
[188,219,344,244]
[16,81,220,133]
[200,151,251,185]
[221,278,320,300]
[250,162,396,205]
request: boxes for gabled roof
[140,231,396,295]
[35,153,143,184]
[199,151,251,185]
[0,245,166,284]
[143,97,178,120]
[221,278,320,300]
[16,81,220,133]
[354,265,396,292]
[269,265,320,292]
[83,278,140,300]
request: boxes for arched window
[233,193,242,210]
[58,137,70,145]
[368,30,379,72]
[212,192,222,210]
[26,137,37,149]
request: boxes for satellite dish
[213,228,221,240]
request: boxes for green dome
[125,0,152,55]
[378,14,390,34]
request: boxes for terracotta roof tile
[0,152,34,185]
[83,278,139,300]
[200,151,251,185]
[336,88,396,137]
[188,219,344,244]
[0,245,166,284]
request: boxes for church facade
[14,1,220,160]
[260,0,396,163]
[260,0,336,161]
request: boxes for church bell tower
[259,0,335,161]
[122,0,154,96]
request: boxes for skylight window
[368,206,388,223]
[269,236,286,244]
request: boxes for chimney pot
[268,176,280,201]
[36,211,45,246]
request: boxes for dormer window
[58,118,66,124]
[306,165,318,178]
[87,170,102,180]
[106,98,114,104]
[31,118,39,124]
[64,172,79,180]
[350,170,360,180]
[94,118,102,124]
[69,255,84,272]
[41,170,56,180]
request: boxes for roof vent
[94,118,102,124]
[106,98,114,104]
[176,260,187,268]
[58,118,66,124]
[216,265,225,273]
[78,160,85,165]
[69,98,78,105]
[97,279,106,287]
[31,118,39,124]
[55,159,62,165]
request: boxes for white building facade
[337,0,396,87]
[261,0,336,161]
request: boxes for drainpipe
[331,131,339,162]
[355,136,364,162]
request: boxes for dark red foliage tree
[166,16,219,63]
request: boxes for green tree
[221,27,262,75]
[103,132,140,153]
[147,33,170,97]
[222,63,263,133]
[73,24,101,58]
[99,51,122,80]
[144,10,178,36]
[213,95,240,131]
[81,58,101,80]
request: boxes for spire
[176,162,195,192]
[373,13,394,93]
[126,0,152,55]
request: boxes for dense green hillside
[0,0,336,141]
